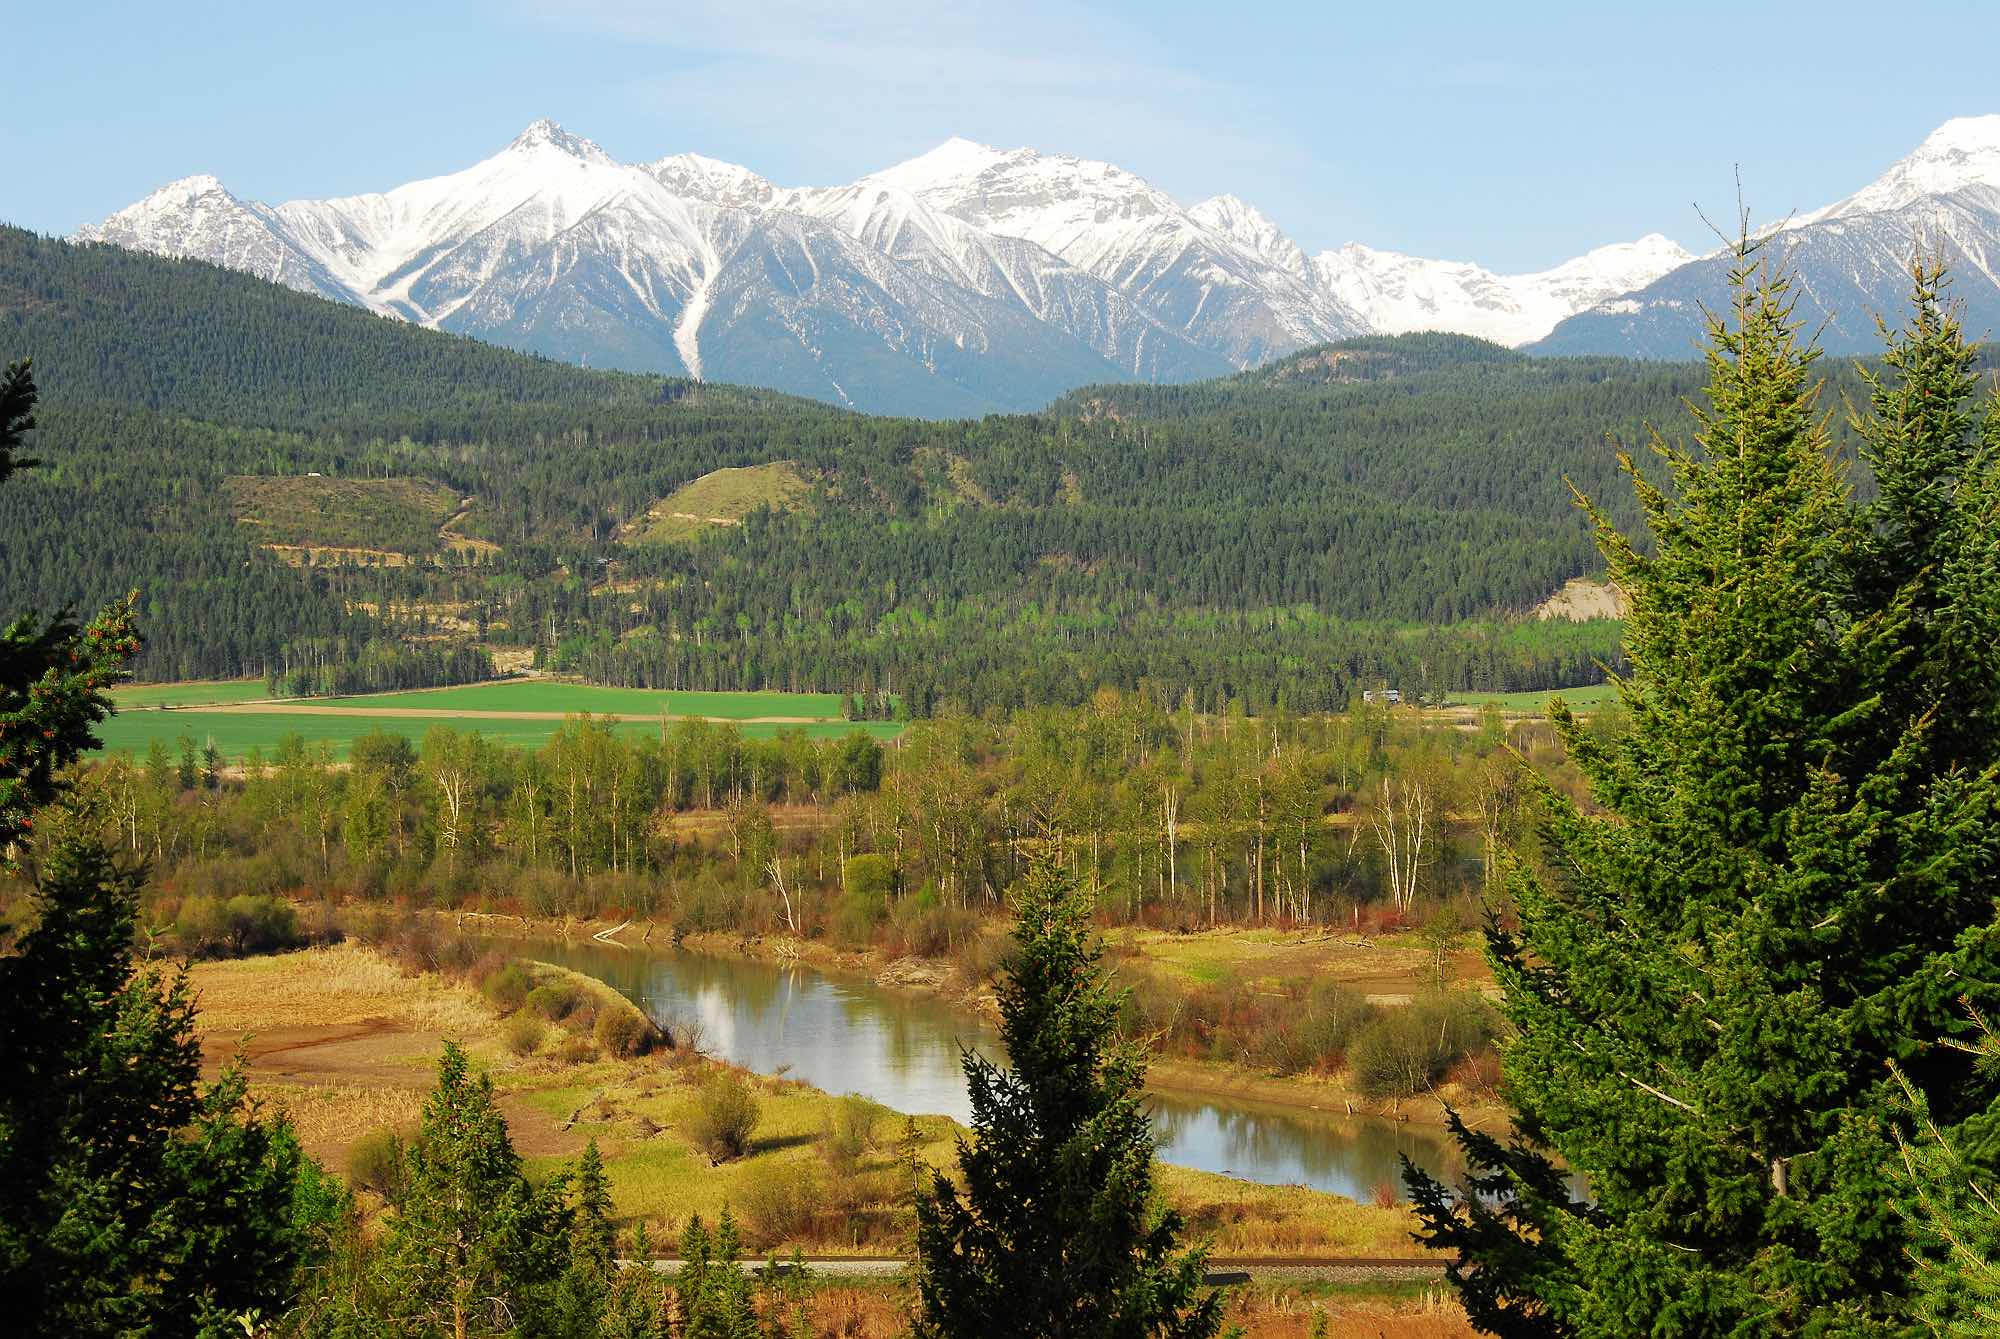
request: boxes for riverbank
[428,908,1512,1134]
[189,942,1438,1263]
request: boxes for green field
[93,711,904,763]
[110,679,271,708]
[1444,683,1620,713]
[322,682,848,718]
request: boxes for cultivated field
[110,678,272,708]
[1442,682,1618,714]
[323,682,848,718]
[97,677,902,762]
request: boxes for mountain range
[74,115,2000,413]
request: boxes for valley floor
[187,943,1476,1334]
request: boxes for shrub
[1292,980,1379,1070]
[887,887,976,958]
[822,1095,876,1176]
[502,1012,547,1057]
[594,1006,659,1058]
[346,1128,407,1202]
[550,1035,597,1067]
[525,982,585,1021]
[842,853,894,900]
[686,1072,760,1161]
[1349,993,1500,1100]
[737,1159,824,1245]
[167,893,304,959]
[830,888,888,946]
[480,962,531,1013]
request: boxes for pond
[514,935,1462,1203]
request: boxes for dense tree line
[0,225,1676,701]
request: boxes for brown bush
[346,1128,407,1202]
[737,1160,825,1245]
[686,1072,760,1161]
[550,1035,597,1066]
[594,1006,660,1058]
[502,1012,547,1057]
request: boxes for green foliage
[912,859,1224,1339]
[0,364,139,851]
[1893,1020,2000,1335]
[673,1210,800,1338]
[345,1128,408,1202]
[483,961,532,1011]
[503,1011,549,1057]
[527,981,588,1021]
[1347,993,1498,1100]
[0,828,315,1331]
[372,1042,573,1335]
[1405,255,2000,1333]
[686,1072,761,1162]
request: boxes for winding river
[517,936,1461,1202]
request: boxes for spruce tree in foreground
[1404,255,2000,1334]
[0,358,324,1331]
[911,860,1224,1339]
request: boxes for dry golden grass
[258,1083,427,1151]
[1157,1165,1425,1258]
[783,1281,1472,1338]
[190,943,494,1035]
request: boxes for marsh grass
[189,942,492,1034]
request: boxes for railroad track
[629,1256,1446,1284]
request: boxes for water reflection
[511,937,1456,1199]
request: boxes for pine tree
[0,359,138,853]
[1404,253,2000,1333]
[379,1041,574,1338]
[1892,1010,2000,1335]
[911,859,1223,1339]
[0,356,318,1332]
[0,824,318,1332]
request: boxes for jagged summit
[505,118,614,164]
[124,113,2000,406]
[1538,112,2000,358]
[646,152,776,209]
[1801,113,2000,224]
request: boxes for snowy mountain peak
[1189,194,1308,274]
[1806,114,2000,223]
[1315,231,1695,347]
[505,118,614,165]
[646,152,776,209]
[860,137,1023,196]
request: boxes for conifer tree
[1893,1011,2000,1335]
[911,859,1223,1339]
[0,827,319,1333]
[0,356,318,1332]
[379,1041,574,1337]
[1404,254,2000,1333]
[0,359,137,853]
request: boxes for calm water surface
[516,936,1459,1201]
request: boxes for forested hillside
[0,225,1761,709]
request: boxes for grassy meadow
[96,677,901,763]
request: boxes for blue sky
[8,1,1998,271]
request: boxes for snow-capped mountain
[1536,115,2000,357]
[1318,235,1695,346]
[77,118,1703,413]
[861,139,1366,366]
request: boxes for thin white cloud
[506,0,1304,203]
